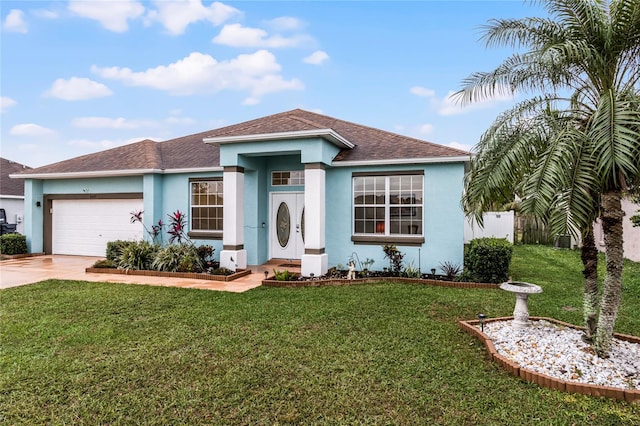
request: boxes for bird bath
[499,281,543,328]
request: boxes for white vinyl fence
[464,211,515,244]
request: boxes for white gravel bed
[481,319,640,390]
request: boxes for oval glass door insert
[301,207,305,243]
[276,202,291,247]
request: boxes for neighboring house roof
[1,158,31,196]
[14,109,469,177]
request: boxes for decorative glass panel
[276,202,291,247]
[272,170,305,186]
[301,207,305,243]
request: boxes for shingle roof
[1,158,31,196]
[17,109,468,176]
[205,109,469,162]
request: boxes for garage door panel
[52,199,143,256]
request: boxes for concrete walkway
[0,255,265,292]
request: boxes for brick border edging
[262,276,499,288]
[0,252,46,260]
[458,316,640,403]
[85,267,251,282]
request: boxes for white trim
[332,155,471,167]
[10,167,223,180]
[0,194,25,199]
[204,129,355,149]
[352,174,424,237]
[163,167,223,175]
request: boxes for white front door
[271,192,304,260]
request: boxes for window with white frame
[190,180,223,232]
[353,174,423,236]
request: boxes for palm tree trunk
[594,190,625,357]
[581,225,599,341]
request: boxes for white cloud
[303,50,329,65]
[447,141,473,152]
[44,77,113,101]
[242,97,260,106]
[212,23,311,48]
[166,116,196,125]
[18,143,38,152]
[146,0,240,35]
[92,50,303,102]
[3,9,28,33]
[71,116,156,129]
[410,86,435,98]
[166,110,196,125]
[436,90,514,116]
[267,16,303,31]
[10,123,56,137]
[1,97,17,113]
[67,137,142,150]
[33,9,59,19]
[418,123,434,135]
[68,0,145,32]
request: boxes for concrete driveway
[0,255,263,292]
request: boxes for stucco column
[302,163,328,277]
[220,166,247,271]
[24,179,44,253]
[142,174,163,244]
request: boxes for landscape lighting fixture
[264,271,268,280]
[477,313,487,332]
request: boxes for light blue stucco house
[14,109,470,277]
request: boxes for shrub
[118,240,158,271]
[0,233,27,255]
[106,240,133,262]
[464,238,513,283]
[403,261,420,278]
[382,244,404,275]
[439,261,462,280]
[92,259,116,268]
[208,267,233,276]
[196,244,215,265]
[273,269,297,281]
[152,243,203,272]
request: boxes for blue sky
[1,1,545,168]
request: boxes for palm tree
[462,104,602,340]
[456,0,640,356]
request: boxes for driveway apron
[0,255,262,292]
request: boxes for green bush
[464,238,513,283]
[152,243,203,272]
[106,240,133,262]
[0,233,27,255]
[382,244,404,274]
[273,269,297,281]
[118,240,158,271]
[92,259,116,268]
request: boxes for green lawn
[1,245,639,425]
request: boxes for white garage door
[52,199,144,256]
